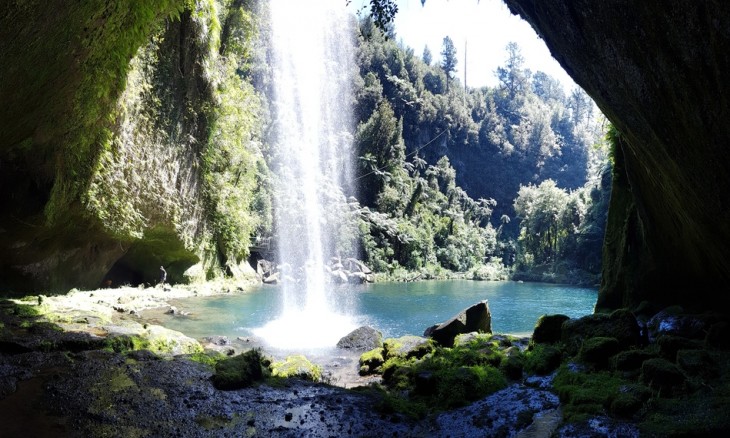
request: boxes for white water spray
[254,0,357,349]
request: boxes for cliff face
[504,1,730,311]
[0,1,268,293]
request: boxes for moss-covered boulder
[579,337,620,368]
[524,344,563,375]
[656,335,703,361]
[609,384,652,418]
[383,336,435,361]
[271,355,322,382]
[211,349,269,390]
[359,347,385,375]
[676,349,718,379]
[562,309,641,355]
[640,358,685,394]
[612,349,656,372]
[531,314,570,345]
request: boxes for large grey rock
[427,300,492,347]
[336,326,383,351]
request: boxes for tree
[496,42,531,99]
[422,45,432,66]
[440,36,457,91]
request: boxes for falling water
[254,0,358,349]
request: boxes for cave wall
[503,0,730,311]
[0,1,266,293]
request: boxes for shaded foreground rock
[426,300,492,347]
[336,326,383,351]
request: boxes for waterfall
[254,0,357,349]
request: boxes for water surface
[150,280,596,349]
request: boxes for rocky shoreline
[3,282,730,436]
[0,282,565,436]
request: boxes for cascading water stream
[253,0,358,349]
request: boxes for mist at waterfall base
[256,0,358,349]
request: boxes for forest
[247,14,611,286]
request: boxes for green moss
[270,355,322,382]
[553,365,638,422]
[531,314,570,344]
[371,336,509,413]
[186,351,224,368]
[359,347,385,375]
[382,336,435,360]
[640,358,685,393]
[524,344,562,375]
[104,335,151,353]
[580,336,620,367]
[10,303,43,318]
[212,349,269,390]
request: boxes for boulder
[383,335,435,360]
[562,309,641,355]
[358,347,385,375]
[344,258,373,275]
[532,314,570,345]
[428,300,492,347]
[579,337,620,368]
[271,355,321,381]
[347,271,369,284]
[336,326,383,351]
[647,307,708,342]
[640,358,685,394]
[263,272,280,284]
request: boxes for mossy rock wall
[504,1,730,312]
[0,0,268,292]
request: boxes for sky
[350,0,575,90]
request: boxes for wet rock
[263,272,280,284]
[558,416,640,437]
[203,335,230,346]
[336,326,382,351]
[435,384,559,437]
[343,258,373,275]
[347,271,368,284]
[531,314,570,344]
[647,307,708,342]
[428,300,492,347]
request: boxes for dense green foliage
[347,18,609,281]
